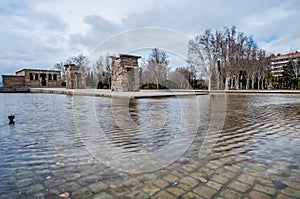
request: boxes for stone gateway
[111,54,141,92]
[64,64,86,89]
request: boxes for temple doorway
[40,73,46,86]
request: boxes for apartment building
[270,51,300,76]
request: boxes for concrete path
[4,87,300,97]
[29,88,208,98]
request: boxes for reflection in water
[105,98,178,152]
[72,94,200,173]
[0,93,299,197]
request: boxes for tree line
[54,54,112,89]
[54,25,300,90]
[140,48,200,89]
[188,25,271,90]
[54,49,200,90]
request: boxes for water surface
[0,93,299,198]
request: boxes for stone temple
[2,69,61,87]
[111,54,141,92]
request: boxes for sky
[0,0,299,77]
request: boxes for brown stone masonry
[2,69,61,87]
[111,54,141,92]
[64,64,86,89]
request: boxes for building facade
[270,51,300,77]
[2,69,61,87]
[111,54,141,92]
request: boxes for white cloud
[0,0,300,76]
[69,15,123,51]
[88,28,189,64]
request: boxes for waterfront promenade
[28,87,300,98]
[3,86,300,96]
[29,88,208,98]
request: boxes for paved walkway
[29,88,208,98]
[3,87,300,96]
[29,88,300,99]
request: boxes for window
[53,74,57,81]
[48,74,52,80]
[35,73,38,80]
[30,73,33,80]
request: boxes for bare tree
[222,26,245,90]
[169,66,194,89]
[66,54,90,77]
[188,29,220,90]
[243,36,256,89]
[214,30,224,90]
[92,53,111,89]
[188,26,254,90]
[66,54,89,69]
[257,49,270,89]
[289,57,300,79]
[250,46,259,89]
[142,48,170,89]
[189,26,269,90]
[216,26,235,90]
[233,32,248,89]
[65,54,92,86]
[94,56,105,83]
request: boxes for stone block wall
[2,69,61,87]
[111,54,141,92]
[65,64,86,89]
[21,70,61,87]
[2,75,25,87]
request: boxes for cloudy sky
[0,0,299,76]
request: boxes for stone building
[64,64,86,89]
[2,69,61,87]
[111,54,141,92]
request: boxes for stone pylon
[64,64,86,89]
[111,54,141,92]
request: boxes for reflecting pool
[0,93,299,198]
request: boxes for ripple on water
[0,93,300,197]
